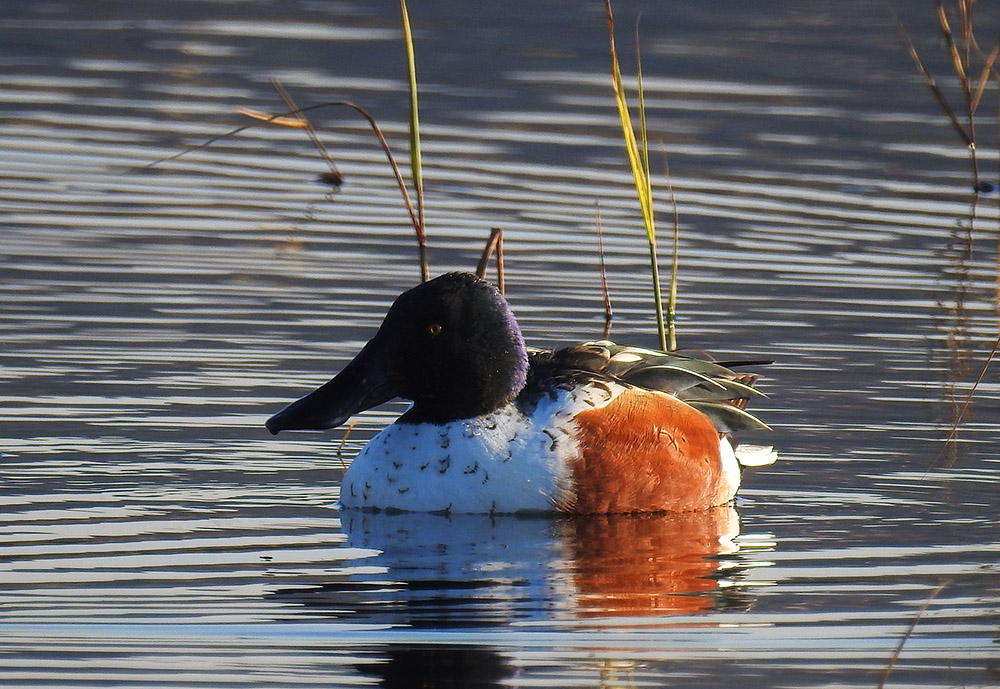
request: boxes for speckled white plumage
[339,382,618,513]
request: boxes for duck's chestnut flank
[570,388,738,513]
[267,271,775,514]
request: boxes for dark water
[3,1,1000,687]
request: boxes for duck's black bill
[265,339,399,434]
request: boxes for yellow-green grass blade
[606,0,666,350]
[635,18,675,351]
[605,2,652,235]
[635,22,652,221]
[399,0,428,281]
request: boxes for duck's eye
[427,323,443,336]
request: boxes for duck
[266,271,776,514]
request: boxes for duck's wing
[527,340,772,433]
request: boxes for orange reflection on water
[563,506,740,617]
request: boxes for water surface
[3,1,1000,687]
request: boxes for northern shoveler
[266,271,776,514]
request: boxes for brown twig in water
[336,419,356,471]
[137,100,430,281]
[476,227,505,294]
[969,43,998,115]
[932,333,999,470]
[886,3,972,148]
[888,1,1000,469]
[595,201,614,340]
[270,79,344,187]
[935,0,981,187]
[887,1,1000,191]
[877,580,949,689]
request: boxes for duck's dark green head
[266,272,528,433]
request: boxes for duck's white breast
[338,388,605,513]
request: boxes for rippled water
[3,1,1000,687]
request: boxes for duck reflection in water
[270,507,763,687]
[274,505,755,625]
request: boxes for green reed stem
[400,0,428,282]
[606,0,666,350]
